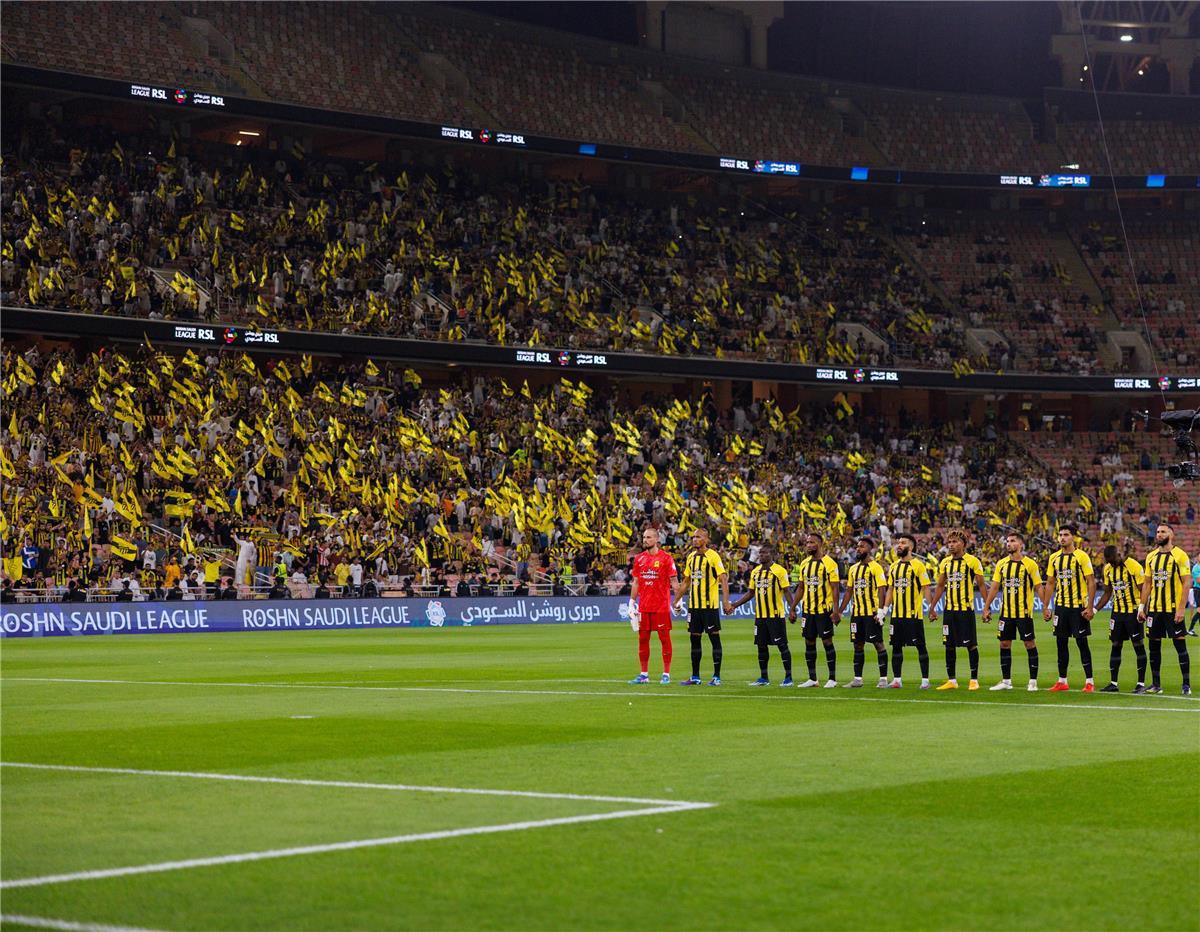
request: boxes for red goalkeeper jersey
[632,549,677,613]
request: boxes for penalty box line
[7,675,1199,714]
[0,762,714,891]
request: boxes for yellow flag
[110,535,138,562]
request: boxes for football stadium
[1,1,1199,929]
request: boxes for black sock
[968,646,980,679]
[1173,639,1190,687]
[1133,642,1147,683]
[877,646,889,679]
[1000,646,1012,679]
[1027,646,1039,680]
[918,649,930,678]
[758,647,769,680]
[690,635,702,679]
[1076,636,1093,678]
[709,633,722,678]
[892,647,904,679]
[1109,642,1122,681]
[780,646,792,678]
[1057,638,1070,678]
[1149,639,1162,686]
[853,648,865,678]
[824,642,837,680]
[946,646,957,679]
[805,642,818,680]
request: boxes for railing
[1,580,630,603]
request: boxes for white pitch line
[0,761,696,808]
[0,804,710,891]
[0,914,166,932]
[5,675,1198,714]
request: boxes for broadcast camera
[1140,408,1199,485]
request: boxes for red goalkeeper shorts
[639,610,672,632]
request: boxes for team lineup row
[623,524,1195,696]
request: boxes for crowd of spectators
[4,340,1180,605]
[3,115,988,372]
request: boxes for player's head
[758,542,774,564]
[1005,531,1024,555]
[1103,543,1123,567]
[804,533,822,556]
[1058,524,1077,549]
[641,526,659,550]
[946,529,967,556]
[855,537,873,561]
[691,527,709,551]
[1155,523,1173,547]
[894,533,915,558]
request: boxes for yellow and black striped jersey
[846,559,888,616]
[937,553,984,612]
[888,558,930,620]
[1103,558,1145,615]
[750,562,792,620]
[991,555,1042,619]
[797,554,840,615]
[1046,549,1094,609]
[1143,546,1190,613]
[683,548,727,610]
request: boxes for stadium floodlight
[1120,33,1133,41]
[238,130,261,136]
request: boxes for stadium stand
[2,116,991,371]
[1054,119,1200,176]
[1073,217,1200,370]
[863,94,1042,173]
[2,0,233,91]
[894,214,1106,373]
[7,341,1177,604]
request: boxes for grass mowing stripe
[0,762,701,807]
[7,675,1197,714]
[1,804,712,891]
[0,914,166,932]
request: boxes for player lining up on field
[1042,524,1096,693]
[981,531,1042,691]
[1095,542,1147,693]
[928,529,989,691]
[836,537,890,688]
[728,542,794,686]
[788,533,841,688]
[672,528,730,686]
[1138,523,1192,696]
[879,533,933,689]
[628,527,678,685]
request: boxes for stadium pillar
[1071,393,1091,431]
[712,380,733,409]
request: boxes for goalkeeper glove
[628,599,640,632]
[876,608,887,625]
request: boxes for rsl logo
[223,328,238,344]
[558,351,571,366]
[426,601,446,627]
[173,88,188,104]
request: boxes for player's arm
[879,569,894,613]
[835,581,851,618]
[974,565,990,622]
[1095,577,1113,612]
[728,585,753,611]
[1138,563,1151,621]
[928,571,947,623]
[982,578,1000,622]
[1174,551,1189,622]
[719,570,731,615]
[829,580,842,625]
[1041,563,1056,620]
[671,573,688,612]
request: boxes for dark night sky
[448,1,1071,99]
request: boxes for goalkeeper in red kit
[628,527,679,685]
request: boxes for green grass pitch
[2,617,1198,931]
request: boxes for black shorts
[802,612,835,641]
[996,615,1036,643]
[688,608,722,635]
[1052,607,1090,639]
[754,617,789,649]
[889,617,927,648]
[849,615,883,645]
[1147,611,1186,640]
[941,609,977,647]
[1109,612,1143,643]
